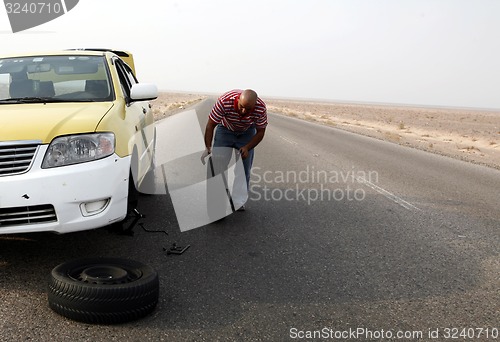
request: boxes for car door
[114,59,155,187]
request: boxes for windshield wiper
[0,97,66,104]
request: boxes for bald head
[240,89,258,104]
[237,89,258,116]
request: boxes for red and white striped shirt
[209,89,267,132]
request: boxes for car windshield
[0,55,113,103]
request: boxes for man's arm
[204,119,218,153]
[240,127,266,159]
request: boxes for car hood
[0,102,114,143]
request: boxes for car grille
[0,141,40,176]
[0,204,57,228]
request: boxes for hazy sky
[1,0,499,109]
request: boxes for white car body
[0,49,157,234]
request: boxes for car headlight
[42,133,115,168]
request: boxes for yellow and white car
[0,49,157,234]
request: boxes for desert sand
[151,92,500,170]
[150,92,208,120]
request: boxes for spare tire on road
[48,257,159,324]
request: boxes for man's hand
[239,146,249,159]
[201,148,211,165]
[241,128,265,159]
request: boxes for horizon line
[157,89,500,113]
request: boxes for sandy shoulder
[266,99,500,170]
[151,92,207,120]
[152,92,500,170]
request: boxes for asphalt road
[0,99,499,341]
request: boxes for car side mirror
[130,83,158,101]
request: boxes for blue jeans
[213,125,256,188]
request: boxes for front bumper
[0,145,131,234]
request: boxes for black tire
[127,171,140,212]
[140,126,158,195]
[128,147,140,212]
[48,258,159,324]
[138,159,157,195]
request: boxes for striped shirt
[209,89,267,132]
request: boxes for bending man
[204,89,267,211]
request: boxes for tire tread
[47,258,159,324]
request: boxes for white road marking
[280,136,298,145]
[357,177,422,211]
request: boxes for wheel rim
[69,264,143,285]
